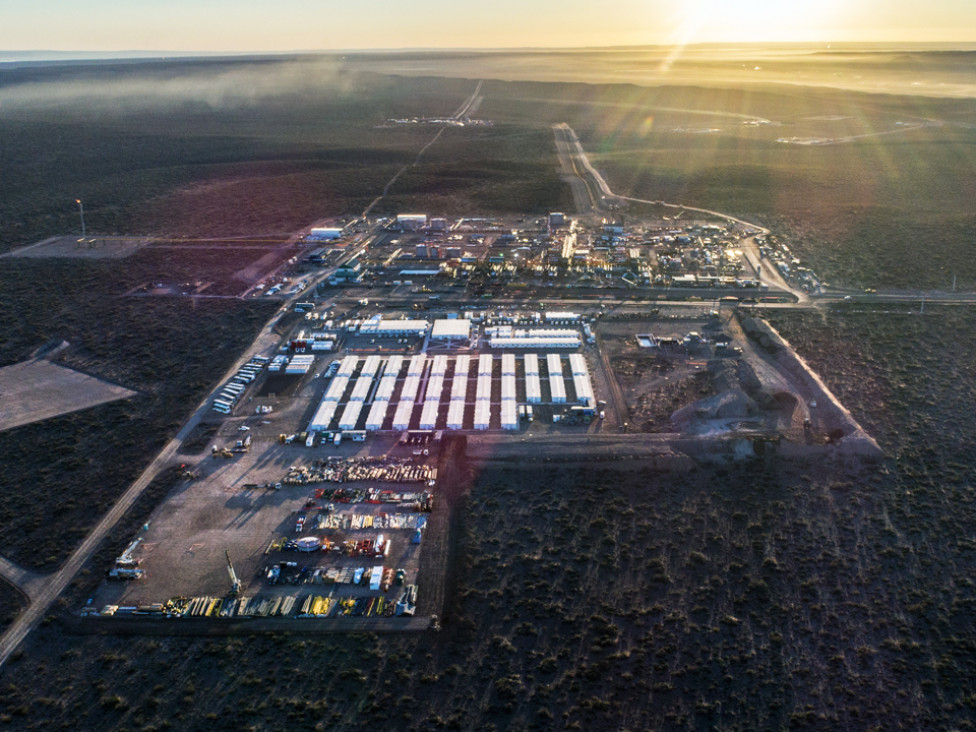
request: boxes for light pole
[75,199,86,238]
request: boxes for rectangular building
[451,356,470,401]
[338,401,364,431]
[365,400,389,431]
[308,400,339,432]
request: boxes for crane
[226,550,242,597]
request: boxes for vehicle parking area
[89,434,437,622]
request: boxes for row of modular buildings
[307,353,595,433]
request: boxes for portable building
[569,353,588,376]
[420,400,440,430]
[501,401,519,430]
[393,400,415,431]
[501,374,517,402]
[384,355,404,376]
[501,353,516,375]
[525,373,542,403]
[573,373,594,406]
[430,355,448,377]
[339,401,364,431]
[323,375,350,401]
[360,355,382,378]
[337,356,358,378]
[425,375,444,401]
[366,400,390,431]
[400,375,421,402]
[548,354,566,403]
[407,355,426,378]
[309,400,339,431]
[524,353,539,374]
[478,354,493,376]
[474,400,491,430]
[373,376,397,402]
[477,373,492,402]
[451,358,469,401]
[447,400,466,429]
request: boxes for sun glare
[672,0,844,43]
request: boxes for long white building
[548,354,566,403]
[451,356,470,401]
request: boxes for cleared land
[0,359,137,432]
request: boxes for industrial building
[396,214,427,231]
[308,227,343,241]
[430,319,472,342]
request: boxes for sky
[0,0,974,52]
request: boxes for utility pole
[75,199,86,238]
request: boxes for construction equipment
[115,538,143,568]
[226,550,242,597]
[211,446,234,459]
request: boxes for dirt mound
[671,388,759,430]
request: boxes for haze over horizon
[1,0,975,55]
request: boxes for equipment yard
[88,434,439,625]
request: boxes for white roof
[400,376,421,401]
[338,401,364,430]
[407,355,427,377]
[361,355,382,377]
[420,400,440,430]
[478,354,493,375]
[447,400,466,429]
[453,355,470,376]
[477,373,492,401]
[425,375,445,401]
[569,353,588,376]
[324,375,350,401]
[308,400,338,431]
[547,354,564,377]
[474,400,491,429]
[450,369,468,401]
[501,375,516,401]
[491,337,580,348]
[383,355,404,376]
[501,353,516,375]
[350,375,375,401]
[431,319,471,339]
[393,400,415,430]
[500,400,519,429]
[523,353,539,374]
[376,320,429,335]
[430,355,449,376]
[373,376,397,401]
[337,356,359,378]
[366,400,390,430]
[525,374,542,403]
